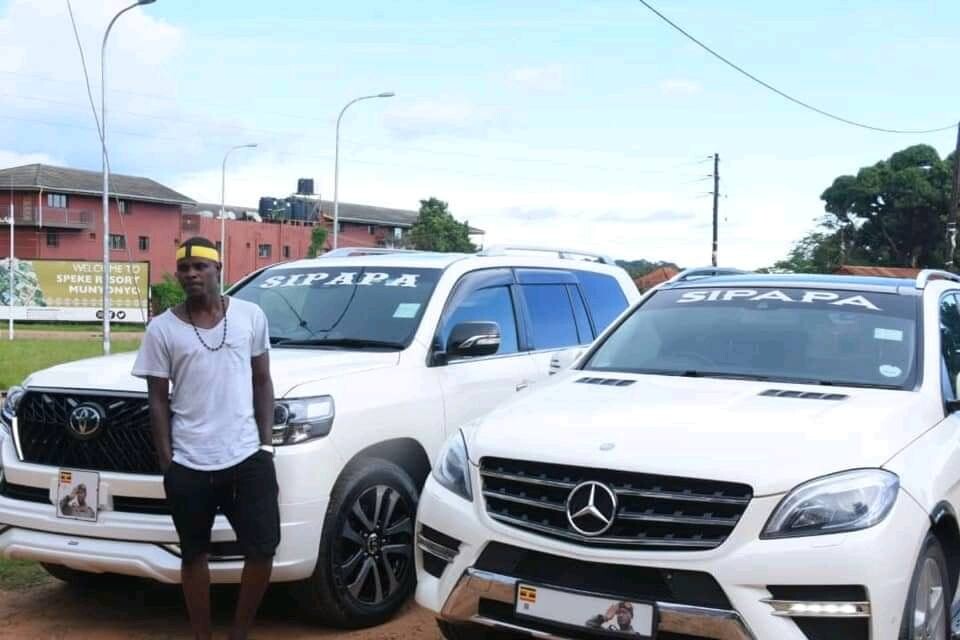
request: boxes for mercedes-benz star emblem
[566,481,618,537]
[68,404,104,440]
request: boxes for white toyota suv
[0,246,637,627]
[416,268,960,640]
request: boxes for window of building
[46,230,59,248]
[258,244,272,258]
[283,245,291,259]
[47,193,68,209]
[89,232,96,240]
[368,225,375,235]
[118,200,128,215]
[109,234,126,251]
[138,236,149,251]
[394,227,403,240]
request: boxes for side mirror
[447,322,501,359]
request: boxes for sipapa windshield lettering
[676,289,881,311]
[258,272,422,289]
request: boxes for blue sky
[0,0,957,267]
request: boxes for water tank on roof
[297,178,314,195]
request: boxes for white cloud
[659,79,702,96]
[0,149,58,169]
[383,100,507,140]
[509,65,566,92]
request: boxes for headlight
[272,396,334,445]
[432,430,472,501]
[761,469,899,539]
[0,386,25,434]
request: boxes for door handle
[516,381,529,392]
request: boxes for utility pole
[950,122,960,269]
[712,153,719,267]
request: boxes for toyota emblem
[68,404,104,440]
[566,481,618,537]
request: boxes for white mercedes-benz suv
[0,246,637,628]
[416,268,960,640]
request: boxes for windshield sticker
[879,365,902,378]
[259,272,421,289]
[874,328,904,342]
[393,303,421,319]
[676,289,882,311]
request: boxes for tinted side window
[443,286,519,357]
[521,284,579,350]
[941,294,960,398]
[577,271,628,331]
[568,285,593,344]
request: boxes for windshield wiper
[273,337,406,350]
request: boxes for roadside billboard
[0,259,149,323]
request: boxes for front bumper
[415,474,931,640]
[442,568,754,639]
[0,434,337,583]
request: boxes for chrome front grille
[16,390,159,475]
[480,457,752,551]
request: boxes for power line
[635,0,956,135]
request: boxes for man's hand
[146,377,174,473]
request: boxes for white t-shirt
[132,297,270,471]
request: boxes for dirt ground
[0,578,442,640]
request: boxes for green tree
[820,144,955,268]
[408,198,477,253]
[771,229,845,274]
[306,226,329,258]
[151,274,184,315]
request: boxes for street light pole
[220,144,258,293]
[6,197,12,341]
[100,0,156,356]
[333,92,394,250]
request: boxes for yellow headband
[176,245,220,262]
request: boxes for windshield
[584,287,919,389]
[231,266,441,348]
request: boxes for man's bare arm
[252,353,275,447]
[146,377,173,471]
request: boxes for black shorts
[163,450,280,562]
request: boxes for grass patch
[0,339,140,390]
[13,322,142,333]
[0,558,50,589]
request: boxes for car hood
[22,347,399,397]
[469,372,936,496]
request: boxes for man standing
[132,237,278,640]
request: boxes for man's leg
[225,451,281,640]
[181,553,213,640]
[229,555,273,640]
[165,463,217,640]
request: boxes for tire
[437,620,528,640]
[899,533,951,640]
[295,457,418,628]
[41,563,118,588]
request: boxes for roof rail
[916,269,960,289]
[666,266,750,284]
[320,247,421,258]
[478,245,617,265]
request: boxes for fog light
[763,598,870,618]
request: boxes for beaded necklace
[185,295,228,351]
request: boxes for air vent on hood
[760,389,848,401]
[576,377,635,387]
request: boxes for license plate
[56,469,99,522]
[515,583,656,638]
